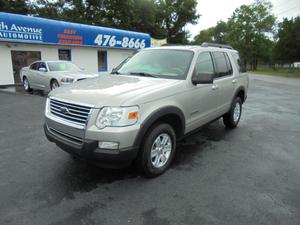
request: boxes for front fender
[133,106,185,148]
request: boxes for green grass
[249,67,300,78]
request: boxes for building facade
[0,12,151,85]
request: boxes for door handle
[212,84,219,90]
[232,79,237,84]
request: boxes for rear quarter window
[231,52,246,73]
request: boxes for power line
[273,0,298,10]
[274,3,300,16]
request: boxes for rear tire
[137,123,176,177]
[50,79,60,90]
[223,97,242,128]
[22,76,32,92]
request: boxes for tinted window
[194,52,214,77]
[98,51,107,72]
[30,62,39,70]
[58,49,71,61]
[224,53,233,74]
[212,52,232,77]
[38,62,47,71]
[118,49,194,80]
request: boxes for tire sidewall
[141,123,176,177]
[230,97,242,126]
[23,76,30,91]
[51,80,59,90]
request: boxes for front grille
[49,98,92,126]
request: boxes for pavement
[0,74,299,225]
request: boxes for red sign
[57,29,83,45]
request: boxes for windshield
[47,61,81,72]
[117,49,194,79]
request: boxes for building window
[58,49,71,61]
[98,51,107,72]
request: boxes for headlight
[61,77,74,83]
[96,106,139,129]
[45,97,50,115]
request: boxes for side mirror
[192,73,214,85]
[39,67,47,72]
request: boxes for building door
[11,51,41,84]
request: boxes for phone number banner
[0,12,151,49]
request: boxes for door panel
[28,62,39,88]
[211,51,236,115]
[186,83,220,132]
[214,76,235,114]
[185,51,220,132]
[35,62,48,89]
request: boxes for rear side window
[212,52,232,77]
[30,62,39,70]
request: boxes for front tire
[22,76,32,92]
[50,79,60,90]
[138,123,176,177]
[223,97,242,128]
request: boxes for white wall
[0,42,135,85]
[0,43,14,85]
[106,48,135,72]
[71,47,98,74]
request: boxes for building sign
[0,13,151,49]
[57,29,83,46]
[151,38,167,47]
[0,21,42,42]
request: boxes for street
[0,74,300,225]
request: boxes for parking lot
[0,74,299,225]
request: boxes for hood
[49,75,182,107]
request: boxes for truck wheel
[23,76,32,92]
[138,123,176,177]
[223,97,242,128]
[50,79,60,90]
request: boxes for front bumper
[44,124,139,168]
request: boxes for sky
[186,0,300,39]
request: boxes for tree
[157,0,199,43]
[0,0,29,14]
[226,0,276,69]
[193,21,228,44]
[274,17,300,64]
[27,0,199,43]
[193,1,276,69]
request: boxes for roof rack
[201,42,233,50]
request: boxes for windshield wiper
[129,72,158,78]
[111,71,121,75]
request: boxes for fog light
[98,141,119,150]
